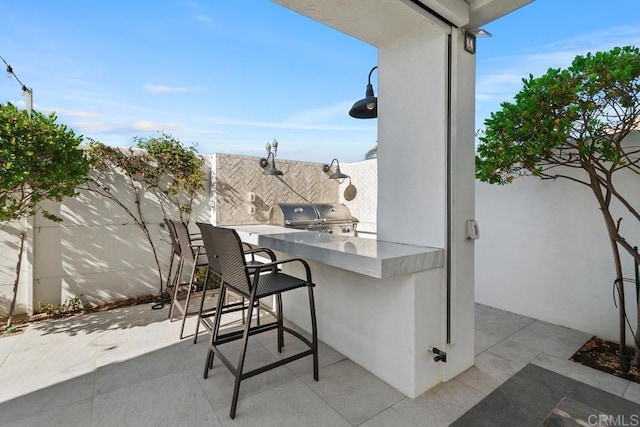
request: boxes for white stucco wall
[0,155,212,317]
[0,153,369,319]
[340,159,378,233]
[8,140,633,352]
[475,145,640,342]
[0,220,31,319]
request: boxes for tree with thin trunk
[0,103,90,327]
[83,133,205,292]
[475,46,640,368]
[135,133,205,224]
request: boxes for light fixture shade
[260,154,284,176]
[329,165,349,180]
[262,165,284,176]
[349,92,377,119]
[349,66,378,119]
[323,159,349,180]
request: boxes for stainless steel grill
[269,203,358,234]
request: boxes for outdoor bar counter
[231,224,446,398]
[232,224,444,278]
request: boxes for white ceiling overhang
[272,0,445,47]
[272,0,534,45]
[414,0,534,28]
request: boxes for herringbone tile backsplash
[211,153,378,226]
[212,153,340,225]
[340,159,377,224]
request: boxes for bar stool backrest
[196,222,223,278]
[209,226,252,296]
[164,218,181,256]
[172,220,198,263]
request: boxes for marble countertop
[232,225,443,279]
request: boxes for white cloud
[283,101,355,124]
[131,121,183,131]
[72,121,112,132]
[239,145,270,153]
[57,110,103,118]
[184,112,374,132]
[476,25,640,116]
[143,83,205,94]
[194,13,214,25]
[71,120,184,135]
[476,71,525,102]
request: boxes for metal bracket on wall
[432,347,447,363]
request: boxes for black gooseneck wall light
[322,158,349,181]
[349,66,378,119]
[259,139,284,176]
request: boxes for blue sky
[1,1,639,163]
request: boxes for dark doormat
[450,364,640,427]
[570,335,640,383]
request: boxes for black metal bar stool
[169,220,208,339]
[193,231,277,344]
[196,223,318,419]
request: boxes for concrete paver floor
[1,302,639,426]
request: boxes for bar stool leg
[204,284,227,379]
[164,254,174,294]
[276,293,284,353]
[230,292,257,419]
[169,257,185,320]
[193,268,211,344]
[179,255,199,339]
[308,285,319,381]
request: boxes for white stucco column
[377,27,447,247]
[272,0,478,397]
[448,26,478,383]
[377,24,450,396]
[377,20,476,392]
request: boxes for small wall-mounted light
[349,66,378,119]
[259,139,284,176]
[464,32,476,54]
[322,158,349,181]
[464,28,492,55]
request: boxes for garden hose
[151,295,172,310]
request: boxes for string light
[0,55,33,116]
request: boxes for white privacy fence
[475,165,640,342]
[0,157,213,318]
[2,147,638,345]
[0,153,344,319]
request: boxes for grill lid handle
[294,207,304,213]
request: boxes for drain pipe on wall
[410,0,455,346]
[445,31,453,345]
[406,0,458,352]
